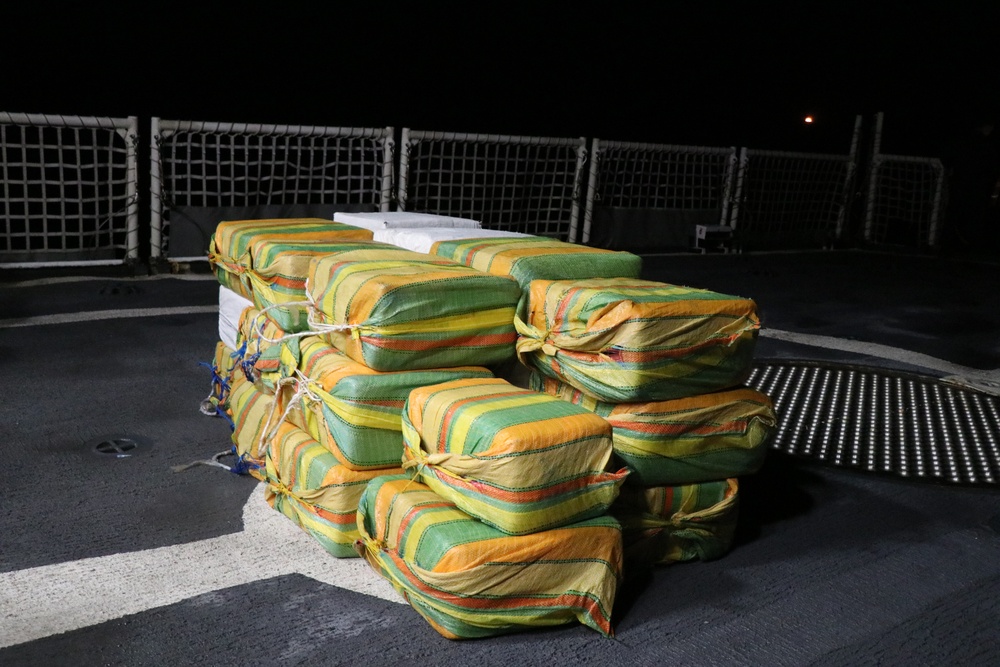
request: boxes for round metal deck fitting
[746,360,1000,487]
[89,435,151,459]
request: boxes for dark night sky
[4,2,997,158]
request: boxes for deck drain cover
[747,360,1000,486]
[90,435,150,458]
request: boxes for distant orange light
[804,116,814,124]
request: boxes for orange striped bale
[401,377,628,535]
[532,374,775,485]
[356,475,623,639]
[225,370,274,481]
[516,277,760,402]
[307,249,521,371]
[612,479,740,565]
[263,421,402,557]
[281,336,494,470]
[208,217,373,297]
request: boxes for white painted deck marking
[0,484,402,649]
[0,305,219,329]
[760,328,1000,392]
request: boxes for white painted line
[761,328,1000,386]
[0,305,219,329]
[1,273,218,288]
[0,484,402,649]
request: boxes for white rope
[255,370,323,459]
[246,282,360,346]
[170,450,233,473]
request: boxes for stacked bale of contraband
[264,420,405,558]
[518,278,775,565]
[428,235,643,314]
[531,376,773,564]
[355,377,628,638]
[233,241,520,557]
[208,217,375,298]
[422,234,642,387]
[265,336,496,556]
[357,475,623,639]
[204,218,379,478]
[306,247,523,371]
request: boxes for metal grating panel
[747,361,1000,486]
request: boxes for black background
[4,1,997,158]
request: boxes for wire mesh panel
[151,119,394,260]
[581,140,737,248]
[0,112,139,268]
[731,149,855,250]
[863,154,944,247]
[398,130,587,241]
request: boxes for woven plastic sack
[531,374,775,485]
[613,479,739,565]
[429,235,642,293]
[307,249,521,371]
[282,336,494,470]
[401,377,629,535]
[242,238,390,332]
[208,218,374,296]
[356,474,622,639]
[226,371,274,480]
[204,341,240,414]
[233,306,297,395]
[263,421,402,557]
[516,278,760,403]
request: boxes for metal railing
[0,110,951,268]
[398,129,587,241]
[0,112,139,268]
[150,119,394,260]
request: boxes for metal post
[728,147,748,231]
[397,128,411,211]
[380,126,394,212]
[149,117,163,259]
[863,112,885,241]
[567,137,588,243]
[835,114,864,241]
[580,138,601,244]
[124,116,139,262]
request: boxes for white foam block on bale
[218,285,254,351]
[372,227,531,255]
[332,211,482,230]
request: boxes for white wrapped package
[218,285,254,351]
[332,211,481,231]
[372,227,530,255]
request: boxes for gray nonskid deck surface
[2,254,999,666]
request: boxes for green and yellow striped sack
[208,217,374,297]
[401,377,629,535]
[281,336,495,470]
[612,479,739,565]
[429,235,643,290]
[429,235,643,317]
[307,249,522,371]
[516,277,761,403]
[242,238,391,332]
[531,374,775,485]
[234,306,298,395]
[226,370,276,481]
[206,341,241,413]
[355,474,623,639]
[263,420,402,558]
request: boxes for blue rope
[198,360,233,405]
[229,445,262,476]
